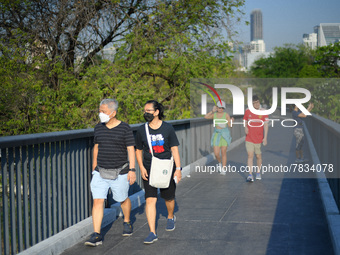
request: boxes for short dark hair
[252,95,259,102]
[145,100,166,120]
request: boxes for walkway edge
[18,190,146,255]
[304,125,340,255]
[18,136,245,255]
[18,206,118,255]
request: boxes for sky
[235,0,340,52]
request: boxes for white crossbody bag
[145,123,174,188]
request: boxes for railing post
[15,146,23,252]
[28,145,36,246]
[1,148,10,255]
[22,146,29,250]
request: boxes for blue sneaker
[256,173,261,180]
[144,232,158,244]
[166,215,176,231]
[247,174,254,182]
[122,222,133,236]
[84,232,102,246]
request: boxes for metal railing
[304,115,340,208]
[0,130,94,255]
[0,117,244,254]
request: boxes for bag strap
[145,123,154,156]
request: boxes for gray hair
[100,98,119,111]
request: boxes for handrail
[304,114,340,209]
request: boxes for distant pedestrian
[243,95,269,182]
[292,103,314,163]
[135,100,182,244]
[85,98,136,247]
[204,100,233,175]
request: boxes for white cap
[216,100,226,109]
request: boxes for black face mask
[143,112,155,122]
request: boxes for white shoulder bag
[145,123,174,188]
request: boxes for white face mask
[99,112,112,123]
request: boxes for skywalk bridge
[0,113,339,255]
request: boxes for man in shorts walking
[243,95,269,182]
[85,98,136,247]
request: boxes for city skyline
[235,0,340,52]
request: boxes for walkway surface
[62,124,334,255]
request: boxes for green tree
[250,44,313,78]
[313,42,340,78]
[249,44,340,123]
[0,0,246,135]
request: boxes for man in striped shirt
[85,98,136,247]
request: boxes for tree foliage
[0,0,245,136]
[249,43,340,123]
[250,44,315,78]
[313,42,340,78]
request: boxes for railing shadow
[265,126,334,254]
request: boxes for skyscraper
[250,9,263,41]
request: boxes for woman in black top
[135,100,182,244]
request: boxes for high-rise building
[250,9,263,41]
[314,23,340,47]
[232,8,270,71]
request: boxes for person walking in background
[135,100,182,244]
[292,103,314,163]
[85,98,136,247]
[243,95,269,182]
[205,100,233,175]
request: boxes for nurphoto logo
[196,81,312,128]
[200,84,311,116]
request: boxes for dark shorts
[143,165,176,200]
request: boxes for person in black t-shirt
[135,100,182,244]
[85,98,136,247]
[292,102,314,163]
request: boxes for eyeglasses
[143,109,155,113]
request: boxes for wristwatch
[129,168,136,172]
[176,167,182,171]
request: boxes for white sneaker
[220,166,226,175]
[300,158,309,163]
[216,163,222,173]
[295,158,303,163]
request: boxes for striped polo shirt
[94,121,135,174]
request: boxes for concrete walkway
[62,124,334,255]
